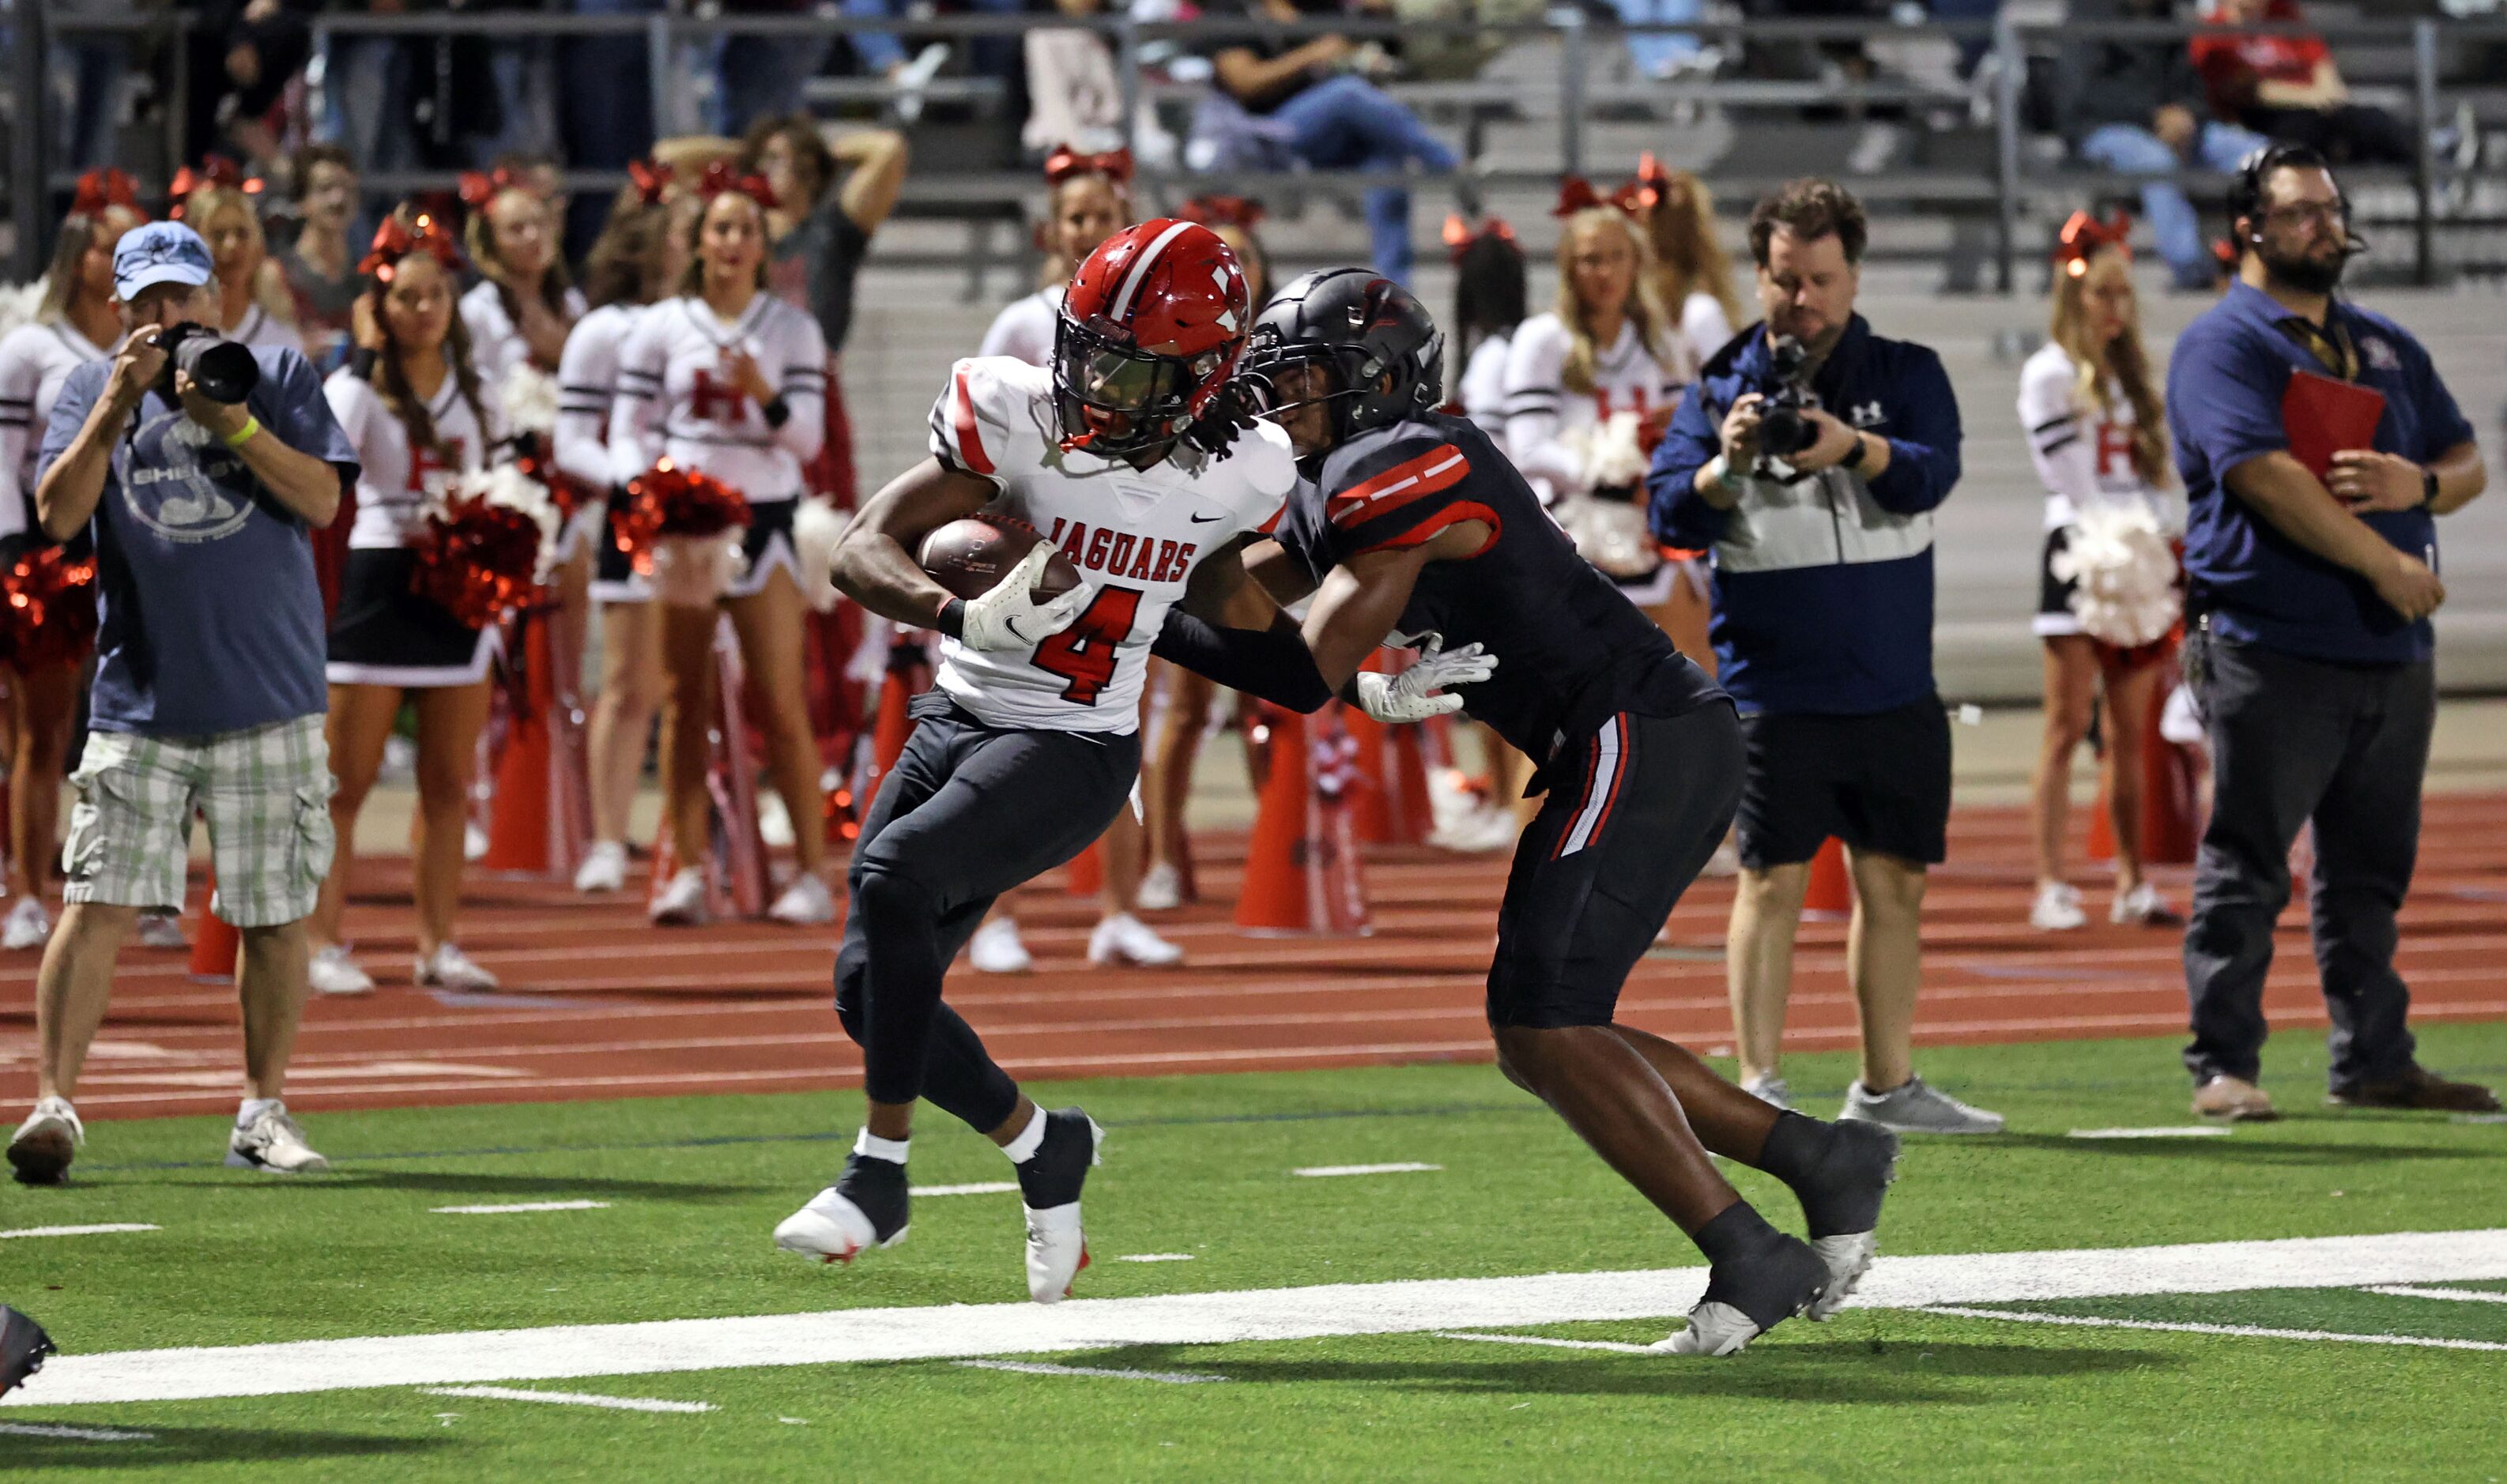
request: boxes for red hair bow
[166,155,255,219]
[1552,176,1605,218]
[1042,144,1135,188]
[696,160,779,212]
[358,213,465,283]
[71,168,144,220]
[1626,151,1672,213]
[1178,194,1265,231]
[627,158,674,207]
[1443,213,1517,262]
[2056,209,2134,276]
[458,167,526,213]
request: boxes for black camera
[157,323,259,405]
[1755,334,1821,461]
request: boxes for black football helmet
[1242,268,1444,448]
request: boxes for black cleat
[771,1153,910,1265]
[1,1307,57,1396]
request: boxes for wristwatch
[2421,468,2440,510]
[1838,431,1869,472]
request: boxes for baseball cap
[112,220,215,302]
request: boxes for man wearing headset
[2167,144,2494,1121]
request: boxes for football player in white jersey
[771,221,1484,1300]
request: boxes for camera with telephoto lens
[156,323,259,405]
[1753,334,1821,462]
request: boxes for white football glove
[955,544,1091,653]
[1353,635,1498,723]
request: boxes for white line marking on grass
[1293,1162,1442,1177]
[420,1387,717,1413]
[429,1202,612,1215]
[1116,1253,1197,1264]
[17,1230,2507,1407]
[1435,1331,1655,1354]
[2364,1285,2507,1305]
[2068,1126,2234,1139]
[917,1183,1019,1197]
[954,1360,1224,1384]
[0,1223,160,1240]
[2455,1113,2507,1124]
[1917,1305,2507,1352]
[0,1422,156,1441]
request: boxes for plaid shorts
[62,715,336,928]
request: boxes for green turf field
[6,1026,2505,1482]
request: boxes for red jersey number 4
[1032,585,1144,705]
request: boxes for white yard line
[2363,1284,2507,1305]
[953,1359,1223,1384]
[0,1224,160,1241]
[11,1230,2507,1408]
[0,1422,156,1441]
[1434,1331,1655,1354]
[917,1183,1019,1197]
[1917,1305,2507,1352]
[420,1386,716,1413]
[2068,1127,2233,1140]
[429,1202,613,1215]
[1116,1254,1197,1264]
[1293,1162,1442,1178]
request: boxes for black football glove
[1180,378,1267,460]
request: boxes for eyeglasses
[2262,202,2346,230]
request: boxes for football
[918,516,1082,602]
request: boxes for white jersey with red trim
[554,301,640,489]
[608,291,827,506]
[925,355,1295,734]
[1499,311,1682,503]
[0,318,107,539]
[2019,342,2171,531]
[326,366,507,550]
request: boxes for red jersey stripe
[1329,445,1469,527]
[952,367,994,476]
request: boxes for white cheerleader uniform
[1457,330,1512,439]
[977,286,1063,369]
[0,318,107,544]
[324,366,510,686]
[2019,341,2176,639]
[224,300,305,355]
[467,280,596,563]
[608,291,827,599]
[556,300,649,603]
[1502,311,1685,606]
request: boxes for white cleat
[415,942,500,992]
[1088,912,1183,967]
[2,896,51,952]
[1024,1203,1090,1305]
[8,1097,85,1186]
[1135,861,1185,913]
[226,1103,329,1174]
[133,911,188,951]
[2029,880,2087,932]
[650,867,709,926]
[2110,880,2180,926]
[308,944,375,997]
[767,872,837,926]
[1808,1232,1877,1320]
[1653,1301,1763,1357]
[772,1187,904,1265]
[573,840,629,894]
[968,916,1032,974]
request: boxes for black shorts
[1487,702,1743,1030]
[326,547,495,687]
[2036,525,2081,638]
[594,494,804,603]
[1735,696,1951,870]
[590,492,647,602]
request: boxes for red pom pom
[0,547,100,671]
[511,443,587,522]
[615,461,752,577]
[409,496,545,629]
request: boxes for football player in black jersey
[1238,268,1901,1355]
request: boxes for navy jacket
[1648,315,1962,717]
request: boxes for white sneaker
[1653,1301,1762,1357]
[7,1097,84,1185]
[1136,861,1185,913]
[968,916,1032,974]
[650,867,709,926]
[768,872,837,926]
[414,942,500,992]
[891,43,948,123]
[133,911,188,951]
[2,896,51,952]
[2111,880,2180,926]
[2029,880,2087,932]
[308,944,375,997]
[573,840,629,894]
[757,792,796,850]
[1089,912,1183,967]
[1743,1073,1792,1111]
[1840,1075,2005,1135]
[226,1102,328,1173]
[463,821,490,862]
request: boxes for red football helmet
[1053,219,1251,457]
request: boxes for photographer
[2168,145,2494,1120]
[5,222,355,1187]
[1647,179,2001,1136]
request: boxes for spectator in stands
[2061,0,2271,291]
[1610,0,1717,81]
[715,0,836,138]
[1649,179,2000,1135]
[1024,0,1179,168]
[185,0,317,174]
[50,1,129,175]
[276,145,364,360]
[837,0,1027,122]
[2168,144,2496,1119]
[1191,0,1461,284]
[2191,0,2416,167]
[560,0,665,263]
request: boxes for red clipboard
[2283,368,2386,481]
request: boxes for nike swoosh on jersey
[1188,512,1223,523]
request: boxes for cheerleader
[1449,215,1527,436]
[609,167,835,926]
[458,169,584,386]
[2023,215,2180,932]
[977,145,1132,365]
[558,164,695,895]
[0,173,184,952]
[1626,157,1743,376]
[175,166,303,355]
[307,215,510,995]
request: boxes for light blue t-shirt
[38,345,357,736]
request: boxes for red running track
[6,799,2507,1120]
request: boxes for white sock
[1001,1105,1048,1164]
[853,1128,909,1165]
[236,1098,281,1130]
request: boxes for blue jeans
[315,36,417,171]
[560,0,662,262]
[1272,74,1460,285]
[841,0,1024,81]
[55,41,126,171]
[2080,119,2271,288]
[714,31,835,136]
[1927,0,1999,77]
[1608,0,1705,77]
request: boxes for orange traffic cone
[1235,704,1369,936]
[188,871,239,982]
[2085,672,2200,867]
[1065,840,1103,897]
[1342,709,1434,847]
[1802,837,1853,921]
[484,614,593,877]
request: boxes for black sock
[1753,1111,1834,1186]
[1690,1200,1784,1267]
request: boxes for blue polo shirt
[2167,281,2473,665]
